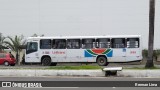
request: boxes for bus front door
[25,42,40,63]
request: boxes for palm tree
[4,35,26,65]
[0,33,6,52]
[145,0,155,68]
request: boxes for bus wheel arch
[41,55,52,66]
[96,55,109,66]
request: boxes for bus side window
[111,38,125,48]
[82,39,95,49]
[127,38,139,48]
[52,39,66,49]
[40,39,51,49]
[67,39,80,49]
[96,38,110,48]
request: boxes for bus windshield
[26,42,38,54]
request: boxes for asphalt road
[0,76,160,81]
[0,87,160,90]
[0,77,160,90]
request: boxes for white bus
[25,35,142,66]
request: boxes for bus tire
[42,57,51,66]
[50,63,57,66]
[97,56,109,66]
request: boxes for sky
[0,0,160,49]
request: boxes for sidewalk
[118,70,160,77]
[0,69,160,77]
[0,69,104,77]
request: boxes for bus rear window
[127,38,139,48]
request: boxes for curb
[117,70,160,77]
[1,69,160,77]
[0,69,105,77]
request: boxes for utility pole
[145,0,155,68]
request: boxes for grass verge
[48,65,101,70]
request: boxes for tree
[4,35,26,65]
[31,33,44,37]
[31,33,38,37]
[143,49,160,61]
[145,0,155,68]
[0,33,6,52]
[153,49,160,61]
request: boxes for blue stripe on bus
[84,50,113,57]
[84,50,93,57]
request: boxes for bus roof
[27,35,141,40]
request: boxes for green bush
[142,49,160,61]
[142,49,148,58]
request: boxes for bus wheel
[42,57,51,66]
[50,63,57,66]
[97,57,109,66]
